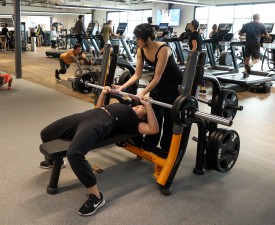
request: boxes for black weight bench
[40,133,139,194]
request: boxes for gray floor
[1,79,275,225]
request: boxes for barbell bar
[75,77,233,127]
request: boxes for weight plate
[213,129,240,173]
[212,90,238,119]
[117,71,137,95]
[75,73,98,94]
[206,128,225,169]
[171,95,184,126]
[71,78,77,91]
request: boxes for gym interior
[1,1,275,225]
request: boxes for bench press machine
[40,46,242,196]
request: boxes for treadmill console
[158,23,169,31]
[218,23,233,39]
[116,23,127,36]
[264,23,274,34]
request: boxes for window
[107,10,152,37]
[195,3,275,39]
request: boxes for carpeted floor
[1,78,275,225]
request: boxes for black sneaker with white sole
[39,160,66,169]
[78,192,105,216]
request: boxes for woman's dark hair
[191,19,200,30]
[78,15,83,20]
[133,23,155,42]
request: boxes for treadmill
[203,23,239,76]
[214,23,275,92]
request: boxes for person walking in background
[100,20,119,53]
[147,17,159,31]
[36,24,43,47]
[209,24,219,55]
[74,15,86,48]
[1,23,9,51]
[239,13,271,77]
[50,26,57,49]
[189,19,206,95]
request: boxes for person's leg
[56,59,69,80]
[160,84,180,152]
[3,39,7,51]
[199,81,207,96]
[7,77,12,90]
[40,111,88,168]
[251,43,261,66]
[66,111,113,187]
[66,110,113,216]
[244,45,252,76]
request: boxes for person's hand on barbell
[111,84,122,91]
[102,86,111,94]
[140,96,151,106]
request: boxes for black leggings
[41,109,114,188]
[144,82,180,152]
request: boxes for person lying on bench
[39,87,159,216]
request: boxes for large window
[195,3,275,39]
[107,10,152,37]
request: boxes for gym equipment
[40,49,242,196]
[261,43,275,71]
[162,37,186,66]
[198,89,243,120]
[216,73,275,93]
[73,74,232,127]
[206,128,240,173]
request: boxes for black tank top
[141,44,182,85]
[104,103,140,134]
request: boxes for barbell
[74,75,233,127]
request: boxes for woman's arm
[191,39,197,51]
[138,99,159,135]
[95,87,110,108]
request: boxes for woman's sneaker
[78,193,105,216]
[39,160,66,169]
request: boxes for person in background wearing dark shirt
[238,13,270,77]
[1,23,9,51]
[74,15,86,48]
[189,19,205,95]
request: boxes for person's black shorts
[245,43,261,59]
[100,39,105,49]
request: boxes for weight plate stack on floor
[206,128,240,173]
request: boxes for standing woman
[114,23,182,154]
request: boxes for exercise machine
[40,45,242,195]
